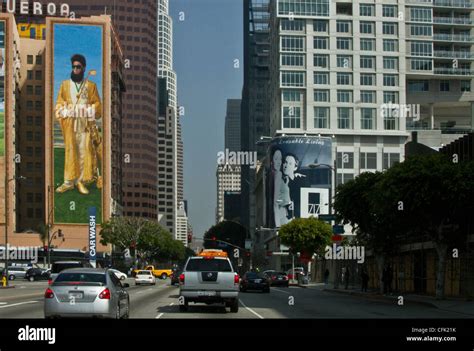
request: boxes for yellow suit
[55,80,102,184]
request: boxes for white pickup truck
[179,255,240,313]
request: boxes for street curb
[0,286,15,289]
[323,288,438,309]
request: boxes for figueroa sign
[1,1,70,17]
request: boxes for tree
[203,221,247,253]
[334,171,399,293]
[278,217,332,257]
[375,154,474,299]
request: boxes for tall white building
[176,202,188,246]
[216,164,241,223]
[157,0,185,238]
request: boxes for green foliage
[203,220,247,252]
[278,217,332,256]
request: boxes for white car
[110,269,127,281]
[135,270,156,286]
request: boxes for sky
[170,0,244,238]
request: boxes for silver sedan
[44,268,130,319]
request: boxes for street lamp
[3,176,27,286]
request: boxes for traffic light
[43,245,48,253]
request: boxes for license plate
[254,279,262,283]
[69,292,83,299]
[278,277,283,280]
[198,291,216,297]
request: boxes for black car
[24,268,50,282]
[170,268,183,286]
[265,271,289,287]
[240,272,270,293]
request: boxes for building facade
[225,99,242,152]
[216,164,241,224]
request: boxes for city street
[0,279,469,319]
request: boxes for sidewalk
[316,285,474,316]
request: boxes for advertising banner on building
[266,136,332,228]
[52,23,104,224]
[0,20,5,223]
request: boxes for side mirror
[122,283,130,288]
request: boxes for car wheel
[160,273,167,280]
[29,276,35,282]
[120,276,126,280]
[8,275,15,281]
[230,298,239,313]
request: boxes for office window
[27,70,33,79]
[281,19,305,31]
[383,57,398,70]
[440,80,450,92]
[360,91,376,103]
[281,71,305,87]
[383,74,398,87]
[337,108,353,129]
[383,153,400,169]
[411,25,432,36]
[314,107,329,128]
[337,55,352,68]
[383,22,398,35]
[360,108,376,130]
[360,21,375,35]
[337,90,353,103]
[313,20,328,33]
[360,38,375,51]
[408,80,429,92]
[314,54,329,68]
[282,53,305,67]
[337,37,352,50]
[27,85,33,95]
[36,55,43,65]
[383,91,399,104]
[27,55,33,64]
[336,173,354,186]
[360,73,375,86]
[35,85,42,95]
[282,90,302,102]
[281,36,305,52]
[35,71,42,80]
[279,0,330,16]
[283,106,301,129]
[336,20,351,33]
[410,8,432,22]
[360,4,375,17]
[337,152,354,169]
[383,5,397,18]
[360,56,375,69]
[411,42,432,57]
[461,80,471,92]
[314,72,329,85]
[383,39,398,52]
[411,59,432,71]
[314,89,329,102]
[26,116,33,125]
[337,72,352,85]
[314,36,328,50]
[360,152,377,169]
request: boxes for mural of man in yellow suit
[55,54,102,195]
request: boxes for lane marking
[272,288,292,295]
[0,302,7,305]
[156,313,164,319]
[0,301,38,309]
[239,299,264,319]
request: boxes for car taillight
[47,279,52,285]
[234,274,240,284]
[284,276,288,280]
[44,288,54,299]
[179,274,185,284]
[272,276,276,280]
[99,288,111,300]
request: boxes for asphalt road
[0,279,469,319]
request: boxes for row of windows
[313,55,398,70]
[26,55,42,66]
[314,37,398,51]
[333,151,400,170]
[314,90,399,104]
[408,80,471,92]
[313,107,399,130]
[313,72,399,86]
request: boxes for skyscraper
[225,99,242,152]
[216,164,241,224]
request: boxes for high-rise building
[176,201,188,246]
[216,164,241,223]
[241,0,271,239]
[225,99,242,152]
[34,0,159,219]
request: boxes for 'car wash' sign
[89,207,97,268]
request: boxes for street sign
[318,214,336,221]
[332,225,344,234]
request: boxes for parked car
[170,268,182,286]
[25,268,51,282]
[286,267,305,280]
[135,270,156,286]
[109,269,127,281]
[240,271,270,293]
[265,271,289,287]
[44,268,130,319]
[2,266,28,280]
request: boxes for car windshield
[185,258,232,272]
[52,263,83,274]
[53,273,106,286]
[137,271,151,275]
